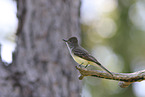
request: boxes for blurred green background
[0,0,145,97]
[81,0,145,97]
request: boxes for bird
[63,37,113,76]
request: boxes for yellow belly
[72,55,89,66]
[71,54,97,67]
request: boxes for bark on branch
[76,66,145,88]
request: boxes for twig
[75,66,145,88]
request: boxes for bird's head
[63,37,79,48]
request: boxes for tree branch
[75,66,145,88]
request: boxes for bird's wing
[73,47,113,76]
[72,47,100,64]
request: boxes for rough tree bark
[0,0,81,97]
[76,66,145,88]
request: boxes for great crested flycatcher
[63,37,113,76]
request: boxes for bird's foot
[79,64,82,67]
[85,64,88,68]
[79,62,84,67]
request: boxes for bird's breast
[71,54,89,66]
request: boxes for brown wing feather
[72,47,113,76]
[72,47,100,65]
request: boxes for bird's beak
[63,39,68,42]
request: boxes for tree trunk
[0,0,81,97]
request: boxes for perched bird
[63,37,113,76]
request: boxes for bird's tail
[95,62,113,76]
